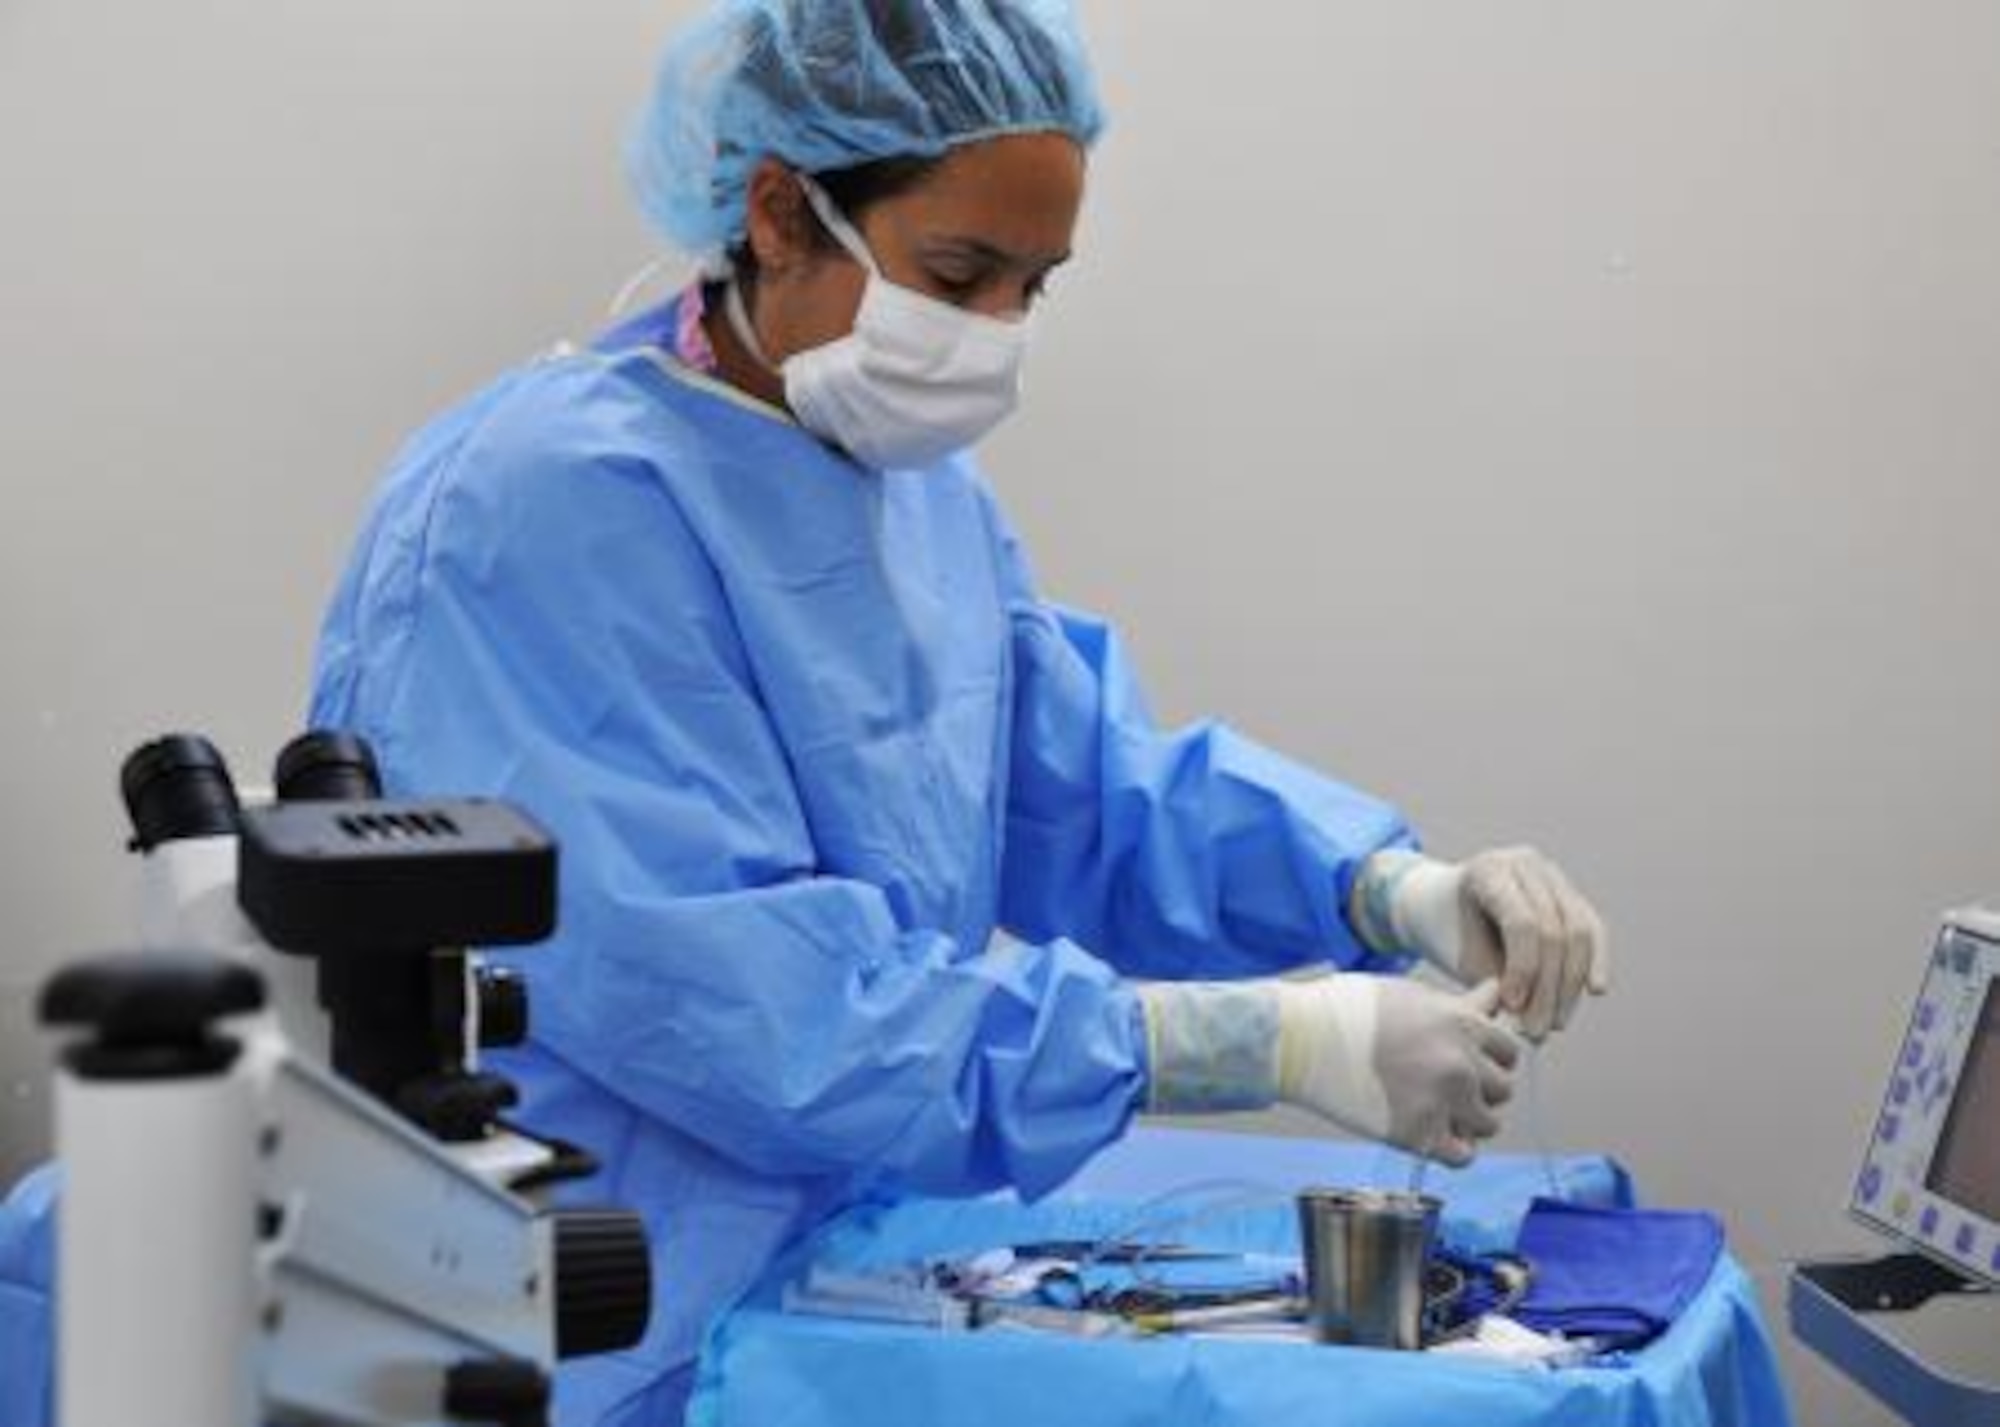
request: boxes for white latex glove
[1136,975,1520,1167]
[1274,976,1520,1166]
[1351,846,1611,1041]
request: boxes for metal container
[1296,1188,1440,1349]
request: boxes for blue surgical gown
[306,297,1414,1426]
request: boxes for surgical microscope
[38,731,654,1427]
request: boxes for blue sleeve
[994,526,1417,980]
[316,373,1144,1200]
[0,1166,57,1427]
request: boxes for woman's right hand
[1137,972,1521,1166]
[1274,976,1521,1166]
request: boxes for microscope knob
[394,1071,520,1143]
[476,967,531,1050]
[553,1209,654,1358]
[442,1358,549,1427]
[39,952,265,1079]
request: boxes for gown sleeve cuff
[1134,980,1281,1115]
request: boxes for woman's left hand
[1352,846,1611,1041]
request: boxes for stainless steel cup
[1296,1188,1440,1349]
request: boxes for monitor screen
[1926,980,2000,1222]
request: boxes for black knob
[40,952,265,1080]
[121,734,241,851]
[476,967,531,1050]
[393,1071,520,1143]
[443,1358,549,1427]
[274,730,383,803]
[553,1210,653,1358]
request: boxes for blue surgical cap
[629,0,1107,256]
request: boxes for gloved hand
[1136,975,1520,1167]
[1350,847,1611,1042]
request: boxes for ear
[743,158,817,277]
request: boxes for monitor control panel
[1851,906,2000,1286]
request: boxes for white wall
[5,3,1998,1423]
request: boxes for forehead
[887,133,1086,259]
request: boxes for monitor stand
[1791,1253,1999,1426]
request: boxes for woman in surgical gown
[310,3,1611,1422]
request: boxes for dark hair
[728,153,942,287]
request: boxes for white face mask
[725,174,1033,470]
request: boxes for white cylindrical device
[56,1058,260,1427]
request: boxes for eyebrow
[918,236,1073,270]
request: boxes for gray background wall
[4,2,1998,1421]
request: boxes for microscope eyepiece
[120,734,241,850]
[274,730,383,803]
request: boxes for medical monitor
[1851,907,2000,1285]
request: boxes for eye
[1025,270,1056,306]
[925,266,985,300]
